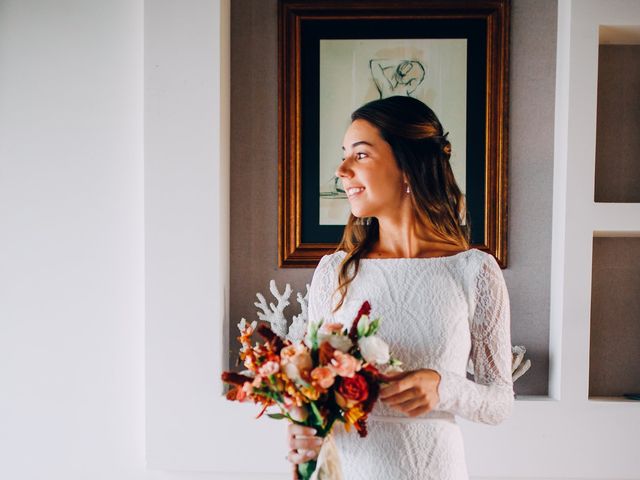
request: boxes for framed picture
[278,0,510,268]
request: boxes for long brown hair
[330,95,471,313]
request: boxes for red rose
[337,373,369,403]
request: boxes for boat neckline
[335,248,475,261]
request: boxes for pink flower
[329,350,362,378]
[311,366,336,389]
[251,375,263,387]
[259,361,280,376]
[280,344,313,375]
[320,322,345,334]
[241,381,253,397]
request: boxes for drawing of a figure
[370,59,426,98]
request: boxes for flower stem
[297,459,317,480]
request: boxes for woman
[286,96,515,479]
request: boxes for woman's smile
[346,186,366,198]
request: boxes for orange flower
[311,366,336,390]
[319,341,336,365]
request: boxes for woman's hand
[286,423,324,478]
[379,369,441,417]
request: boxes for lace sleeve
[435,253,515,425]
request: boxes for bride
[286,95,515,479]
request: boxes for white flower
[358,335,390,364]
[317,330,353,352]
[259,361,280,376]
[284,362,301,382]
[327,334,353,352]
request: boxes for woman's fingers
[289,435,324,450]
[288,423,317,437]
[406,403,432,417]
[381,386,418,405]
[286,423,322,466]
[394,396,426,414]
[287,448,319,464]
[378,371,410,383]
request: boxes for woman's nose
[335,158,351,179]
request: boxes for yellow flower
[300,385,320,401]
[344,405,365,425]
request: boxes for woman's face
[336,119,407,219]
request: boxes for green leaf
[307,318,324,351]
[267,413,287,420]
[367,318,380,336]
[309,401,324,427]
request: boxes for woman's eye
[356,152,367,159]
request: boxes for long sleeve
[435,253,515,425]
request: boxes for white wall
[0,0,146,479]
[0,1,272,479]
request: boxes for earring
[405,184,411,194]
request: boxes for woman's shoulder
[312,251,345,278]
[466,248,501,268]
[318,250,346,266]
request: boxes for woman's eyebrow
[341,140,374,151]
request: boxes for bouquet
[221,300,402,480]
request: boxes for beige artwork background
[319,39,467,225]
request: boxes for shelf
[588,396,640,404]
[594,27,640,203]
[588,236,640,398]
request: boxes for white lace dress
[306,248,515,480]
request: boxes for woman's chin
[352,212,372,221]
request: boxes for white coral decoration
[466,344,531,383]
[253,279,310,343]
[511,345,532,382]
